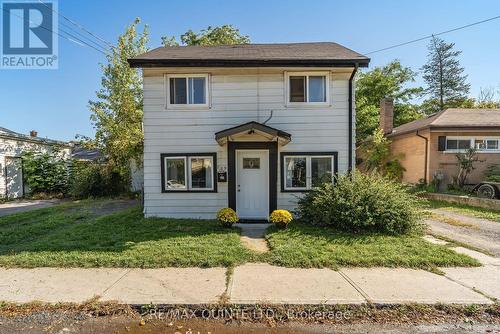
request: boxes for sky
[1,0,500,141]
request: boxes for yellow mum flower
[269,209,293,227]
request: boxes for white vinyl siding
[142,68,352,218]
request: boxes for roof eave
[127,58,370,68]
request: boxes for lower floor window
[445,137,500,152]
[282,153,336,191]
[162,153,216,192]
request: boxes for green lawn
[0,200,255,268]
[264,222,480,270]
[427,199,500,223]
[0,200,479,269]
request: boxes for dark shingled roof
[128,42,369,68]
[389,108,500,137]
[0,126,69,146]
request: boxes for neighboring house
[381,98,500,186]
[0,127,71,198]
[128,42,370,219]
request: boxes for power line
[2,7,108,55]
[365,14,500,55]
[37,0,113,47]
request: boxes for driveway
[427,209,500,256]
[0,199,63,217]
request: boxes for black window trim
[160,153,217,193]
[280,151,338,193]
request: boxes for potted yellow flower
[269,209,293,229]
[216,207,238,228]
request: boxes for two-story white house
[129,42,369,220]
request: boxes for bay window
[161,153,217,192]
[281,152,337,191]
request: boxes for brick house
[380,98,500,187]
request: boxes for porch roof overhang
[215,121,291,146]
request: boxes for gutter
[348,64,358,172]
[416,130,429,184]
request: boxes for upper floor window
[286,72,329,105]
[166,74,209,107]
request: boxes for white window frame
[283,155,335,191]
[188,156,215,191]
[163,155,215,191]
[284,71,330,107]
[445,136,500,153]
[164,156,187,191]
[165,73,210,109]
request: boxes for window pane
[285,157,306,188]
[475,139,486,150]
[309,76,326,102]
[290,76,306,102]
[311,157,332,187]
[166,158,186,189]
[243,158,260,169]
[170,78,187,104]
[446,139,457,150]
[191,157,213,189]
[189,77,206,104]
[458,140,471,150]
[487,140,499,150]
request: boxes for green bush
[22,150,70,195]
[69,161,127,198]
[296,171,424,235]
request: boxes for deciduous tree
[89,18,148,178]
[161,24,250,46]
[356,60,423,142]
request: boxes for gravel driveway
[427,209,500,256]
[0,199,63,217]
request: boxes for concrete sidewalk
[0,248,498,305]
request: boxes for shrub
[216,208,238,227]
[69,161,127,198]
[296,171,424,235]
[22,150,70,196]
[269,210,293,228]
[485,165,500,182]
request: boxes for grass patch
[0,200,255,268]
[264,222,480,269]
[427,199,500,222]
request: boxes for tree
[89,18,148,178]
[356,60,423,142]
[421,36,470,113]
[161,24,250,47]
[357,128,406,180]
[474,87,500,108]
[454,148,481,188]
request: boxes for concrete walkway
[0,246,498,305]
[0,199,62,217]
[235,223,270,253]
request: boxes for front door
[236,150,269,219]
